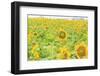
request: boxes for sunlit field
[28,16,88,61]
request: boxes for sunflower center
[59,31,66,39]
[63,53,68,59]
[77,46,86,58]
[34,32,37,36]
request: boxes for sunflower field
[28,16,88,61]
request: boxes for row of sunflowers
[28,16,88,61]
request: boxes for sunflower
[34,51,40,60]
[75,20,88,33]
[75,25,83,33]
[28,32,33,42]
[32,44,38,53]
[57,29,68,41]
[28,31,38,42]
[75,42,88,59]
[56,48,70,59]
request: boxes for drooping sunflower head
[33,32,38,36]
[75,42,88,59]
[33,51,40,60]
[56,48,70,59]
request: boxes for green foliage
[28,17,88,60]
